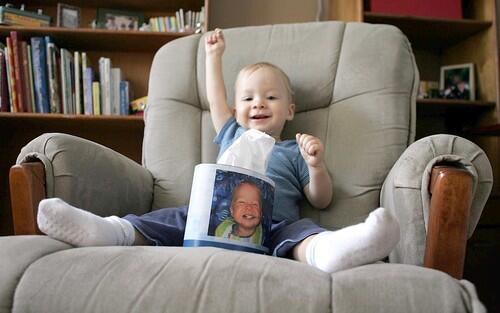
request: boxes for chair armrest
[11,133,154,235]
[381,135,492,278]
[9,162,46,235]
[424,165,473,279]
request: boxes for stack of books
[0,31,131,115]
[149,7,204,33]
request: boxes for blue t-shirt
[214,117,309,223]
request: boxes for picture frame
[56,3,81,28]
[96,8,144,31]
[440,63,475,101]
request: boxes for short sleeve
[213,117,246,159]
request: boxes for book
[0,6,51,27]
[84,67,93,115]
[20,41,33,112]
[99,57,111,115]
[30,37,50,113]
[0,45,10,112]
[81,52,91,114]
[119,80,130,115]
[9,31,25,112]
[27,44,36,112]
[110,67,121,115]
[5,37,18,112]
[73,51,81,114]
[46,38,61,113]
[92,81,100,115]
[60,48,74,114]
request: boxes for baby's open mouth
[250,114,270,120]
[242,214,256,219]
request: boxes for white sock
[37,198,135,247]
[306,207,400,273]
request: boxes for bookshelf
[0,0,205,235]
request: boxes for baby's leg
[37,198,142,247]
[294,207,400,273]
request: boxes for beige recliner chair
[3,21,492,312]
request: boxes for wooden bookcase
[0,0,205,235]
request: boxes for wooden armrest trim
[424,165,473,279]
[9,162,46,235]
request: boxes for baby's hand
[296,133,325,168]
[205,28,225,56]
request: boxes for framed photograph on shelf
[96,8,144,31]
[440,63,475,101]
[56,3,81,28]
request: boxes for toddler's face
[230,183,262,232]
[235,67,295,141]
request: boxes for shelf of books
[0,2,205,117]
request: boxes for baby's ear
[287,103,296,120]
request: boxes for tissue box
[368,0,462,19]
[183,164,275,254]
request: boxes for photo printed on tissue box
[184,130,276,254]
[184,164,275,254]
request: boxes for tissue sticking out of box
[217,129,275,175]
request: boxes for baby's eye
[242,97,253,101]
[267,96,278,100]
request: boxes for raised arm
[205,29,233,134]
[297,133,333,209]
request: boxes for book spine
[10,31,25,112]
[0,47,10,112]
[119,80,129,115]
[110,68,121,115]
[20,41,33,112]
[92,81,100,115]
[46,39,61,113]
[74,51,81,114]
[5,37,18,112]
[84,67,93,115]
[30,37,50,113]
[99,57,111,115]
[60,49,73,114]
[27,44,36,112]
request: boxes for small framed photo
[96,8,144,31]
[440,63,475,101]
[57,3,81,28]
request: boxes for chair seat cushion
[9,243,484,313]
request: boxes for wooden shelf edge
[0,25,193,38]
[364,12,492,27]
[417,99,496,109]
[364,12,492,49]
[0,25,196,52]
[465,124,500,136]
[0,112,143,121]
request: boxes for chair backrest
[144,21,418,228]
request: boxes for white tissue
[217,129,275,175]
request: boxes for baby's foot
[306,207,400,273]
[37,198,135,247]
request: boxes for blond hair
[235,62,294,103]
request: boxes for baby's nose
[252,101,265,109]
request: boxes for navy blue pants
[124,206,326,257]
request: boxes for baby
[36,29,400,273]
[215,181,263,244]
